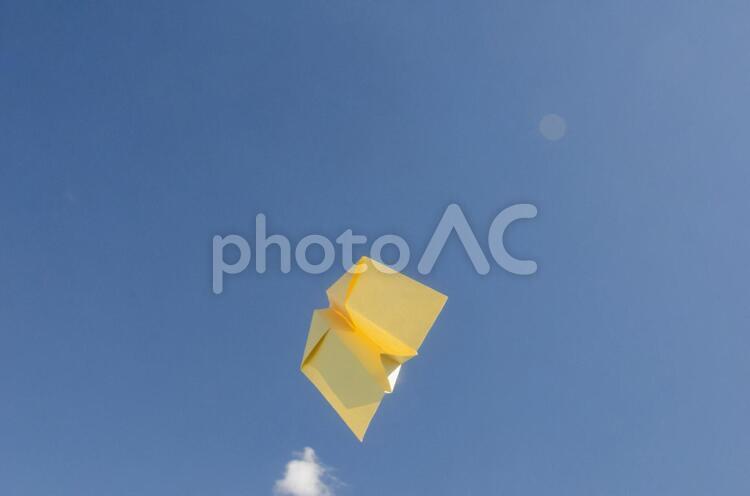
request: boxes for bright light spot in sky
[539,113,567,141]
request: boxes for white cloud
[274,447,334,496]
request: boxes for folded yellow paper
[301,257,447,441]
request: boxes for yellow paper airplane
[301,257,447,441]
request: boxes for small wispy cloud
[274,447,335,496]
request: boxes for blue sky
[2,1,749,494]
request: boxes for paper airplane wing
[301,308,394,440]
[344,257,448,355]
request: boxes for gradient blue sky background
[2,1,749,494]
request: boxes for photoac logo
[212,203,538,294]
